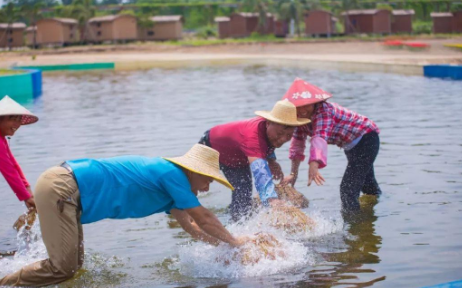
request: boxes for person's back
[67,156,197,224]
[209,117,271,167]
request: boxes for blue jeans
[341,132,381,212]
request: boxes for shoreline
[1,38,461,76]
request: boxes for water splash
[0,218,47,277]
[0,216,127,286]
[172,208,344,279]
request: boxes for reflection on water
[305,196,385,287]
[1,65,461,287]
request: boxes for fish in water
[218,232,286,265]
[13,210,37,231]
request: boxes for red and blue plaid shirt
[292,102,379,149]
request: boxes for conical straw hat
[0,96,38,125]
[282,78,332,107]
[255,100,310,127]
[163,144,233,190]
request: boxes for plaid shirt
[290,102,379,162]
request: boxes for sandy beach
[1,37,462,74]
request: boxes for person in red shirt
[280,78,381,213]
[199,100,310,221]
[0,96,39,211]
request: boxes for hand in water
[232,235,252,247]
[24,196,36,211]
[308,162,325,186]
[281,174,297,186]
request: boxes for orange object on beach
[404,42,430,49]
[382,40,404,46]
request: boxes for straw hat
[0,96,38,125]
[255,100,310,126]
[163,144,233,190]
[282,78,332,107]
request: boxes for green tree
[276,0,319,37]
[136,13,154,41]
[242,0,271,33]
[68,0,96,43]
[341,0,360,34]
[20,0,44,48]
[99,0,122,5]
[0,3,20,50]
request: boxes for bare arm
[170,209,220,246]
[281,158,302,186]
[24,186,36,210]
[185,206,242,247]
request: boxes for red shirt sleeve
[0,137,31,201]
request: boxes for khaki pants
[0,166,84,287]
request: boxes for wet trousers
[341,131,381,212]
[199,130,253,221]
[0,166,84,287]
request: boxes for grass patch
[161,33,462,47]
[164,33,286,46]
[0,69,23,76]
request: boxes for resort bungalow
[431,12,453,33]
[304,10,337,36]
[342,9,391,34]
[139,15,183,41]
[274,19,288,37]
[391,9,414,33]
[35,18,78,46]
[215,16,230,39]
[25,26,36,47]
[0,23,25,48]
[453,11,462,33]
[228,12,275,38]
[87,14,137,43]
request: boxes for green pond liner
[17,62,115,71]
[0,71,34,99]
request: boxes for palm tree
[341,0,360,34]
[69,0,95,43]
[0,3,20,51]
[20,1,43,49]
[242,0,271,34]
[136,13,154,42]
[277,0,317,37]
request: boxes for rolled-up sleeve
[289,126,308,161]
[309,107,334,169]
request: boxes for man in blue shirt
[1,144,246,287]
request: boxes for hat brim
[254,111,311,126]
[289,95,332,107]
[0,113,38,125]
[163,157,234,190]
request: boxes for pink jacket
[0,136,31,201]
[289,102,379,169]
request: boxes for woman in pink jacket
[0,96,39,210]
[280,78,381,212]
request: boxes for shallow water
[1,65,461,287]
